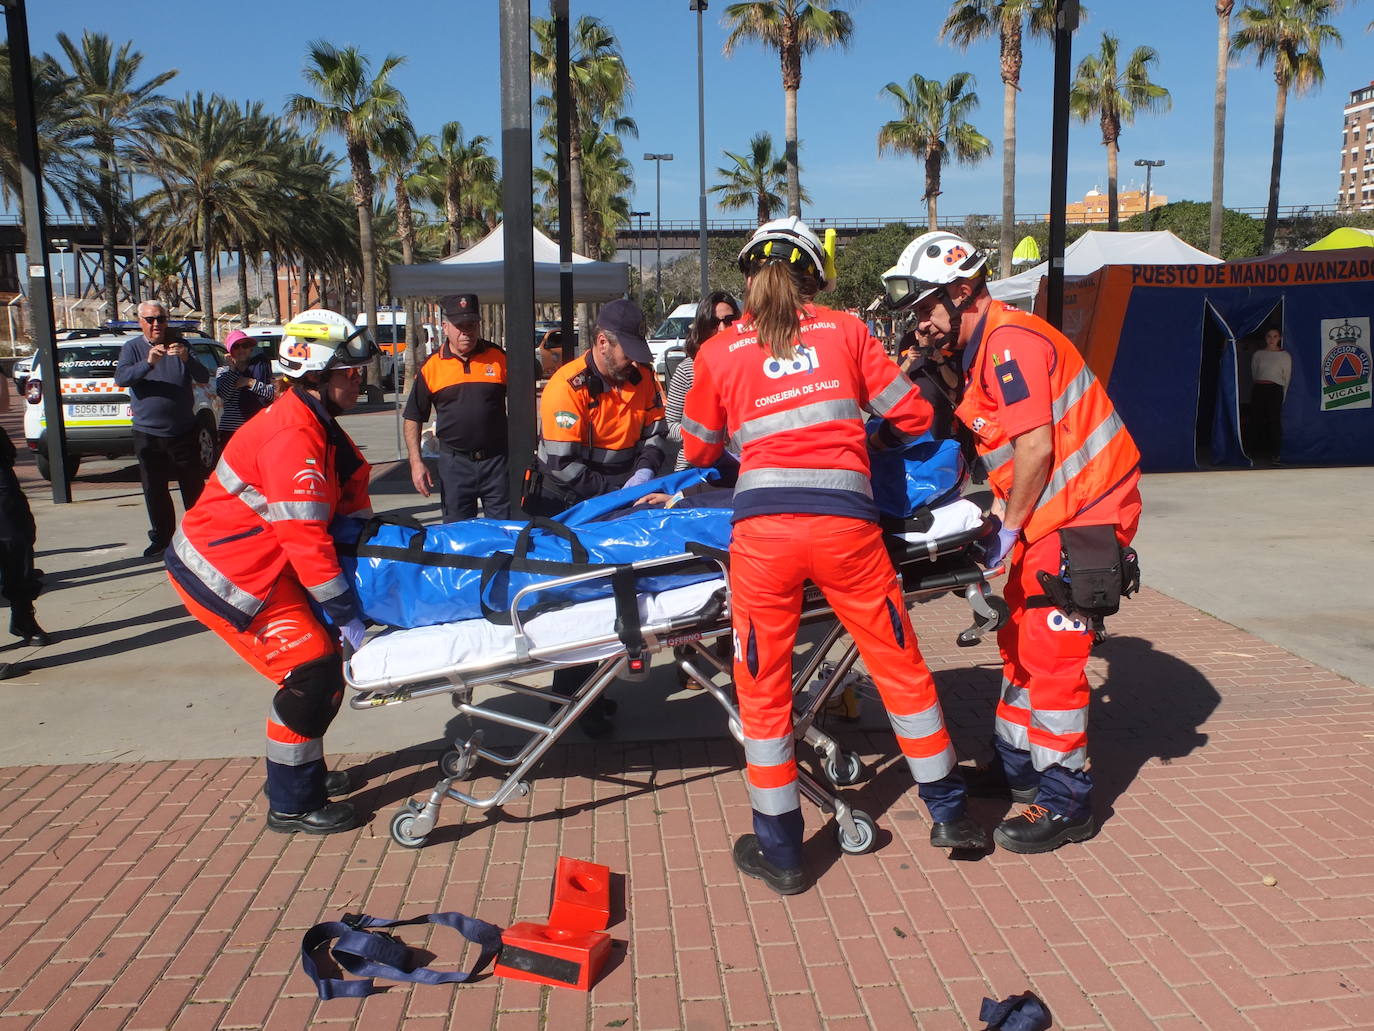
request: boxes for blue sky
[26,0,1374,224]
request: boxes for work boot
[732,834,808,896]
[962,763,1038,804]
[9,612,50,648]
[262,769,354,800]
[267,801,358,835]
[929,814,991,850]
[993,804,1095,854]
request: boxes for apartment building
[1338,81,1374,212]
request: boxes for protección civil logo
[1319,318,1371,411]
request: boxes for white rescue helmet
[738,215,837,292]
[277,309,379,379]
[881,231,988,309]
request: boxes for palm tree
[377,123,424,386]
[1069,33,1171,231]
[55,31,176,322]
[0,48,91,213]
[722,0,854,218]
[1233,0,1342,252]
[1211,1,1236,256]
[140,252,184,306]
[710,132,796,224]
[530,10,634,262]
[576,125,635,259]
[136,94,275,335]
[877,72,992,231]
[941,1,1059,273]
[287,40,410,379]
[413,121,498,255]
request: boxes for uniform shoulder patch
[569,370,589,391]
[554,410,579,430]
[994,358,1030,405]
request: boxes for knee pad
[274,655,345,739]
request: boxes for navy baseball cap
[595,298,653,365]
[442,294,481,322]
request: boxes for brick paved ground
[2,587,1372,1030]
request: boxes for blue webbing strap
[301,911,504,1000]
[979,991,1051,1031]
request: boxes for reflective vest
[682,304,932,523]
[535,352,667,503]
[955,303,1140,543]
[168,387,372,631]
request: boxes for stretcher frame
[345,521,1004,851]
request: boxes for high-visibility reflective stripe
[748,780,801,817]
[903,745,957,783]
[995,714,1030,752]
[639,419,667,439]
[308,573,349,603]
[887,703,947,743]
[1052,367,1096,421]
[982,442,1014,476]
[736,467,873,497]
[546,459,588,484]
[734,398,861,446]
[539,439,578,457]
[216,456,247,493]
[1000,677,1030,713]
[216,458,271,518]
[268,501,331,522]
[742,734,793,768]
[170,530,263,619]
[1042,410,1128,502]
[867,374,913,416]
[1031,741,1087,771]
[1031,706,1087,736]
[679,415,724,444]
[266,734,324,766]
[587,446,635,465]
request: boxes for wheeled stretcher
[344,499,1005,850]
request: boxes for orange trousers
[729,514,960,866]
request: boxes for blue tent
[1050,249,1374,470]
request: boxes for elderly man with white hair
[114,300,211,559]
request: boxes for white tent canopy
[389,223,629,303]
[988,230,1221,304]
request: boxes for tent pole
[1046,0,1078,330]
[555,0,575,366]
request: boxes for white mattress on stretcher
[347,498,984,689]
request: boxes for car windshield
[650,316,692,340]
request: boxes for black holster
[1035,524,1140,619]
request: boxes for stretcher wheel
[984,596,1010,631]
[823,751,864,787]
[390,803,429,849]
[439,749,468,779]
[836,809,878,855]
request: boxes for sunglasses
[141,314,168,323]
[716,313,738,326]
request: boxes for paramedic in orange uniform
[682,218,988,896]
[166,311,378,835]
[883,231,1142,854]
[403,293,510,521]
[526,298,668,738]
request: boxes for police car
[23,327,225,481]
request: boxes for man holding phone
[115,299,211,559]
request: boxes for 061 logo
[763,344,820,379]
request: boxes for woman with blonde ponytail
[681,217,988,895]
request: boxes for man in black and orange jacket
[403,293,510,521]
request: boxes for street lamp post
[53,238,69,327]
[689,0,709,299]
[1134,158,1165,231]
[126,166,139,305]
[630,210,650,303]
[644,153,673,316]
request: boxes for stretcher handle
[478,518,590,625]
[356,511,428,554]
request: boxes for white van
[647,303,697,380]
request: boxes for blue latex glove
[980,525,1020,570]
[624,468,654,490]
[338,618,366,655]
